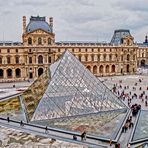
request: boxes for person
[73,135,77,140]
[124,123,128,132]
[81,131,86,141]
[145,100,148,107]
[45,126,48,133]
[115,143,118,148]
[20,120,24,126]
[121,126,125,133]
[7,116,10,123]
[109,139,112,146]
[127,143,130,148]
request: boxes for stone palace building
[0,16,147,82]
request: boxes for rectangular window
[29,57,32,64]
[16,56,19,64]
[7,57,11,64]
[48,57,51,63]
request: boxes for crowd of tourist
[107,77,148,148]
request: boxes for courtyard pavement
[0,74,148,147]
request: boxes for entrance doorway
[141,59,145,67]
[29,73,33,79]
[38,68,43,77]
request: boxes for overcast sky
[0,0,147,43]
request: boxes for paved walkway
[0,118,107,148]
[0,81,32,89]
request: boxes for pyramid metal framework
[31,50,127,122]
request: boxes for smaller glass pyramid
[131,110,148,143]
[0,96,25,121]
[22,69,50,121]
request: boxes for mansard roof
[26,16,52,33]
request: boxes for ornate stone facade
[0,16,147,82]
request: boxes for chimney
[23,16,26,33]
[49,17,53,32]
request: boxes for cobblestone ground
[99,75,148,148]
[100,75,148,110]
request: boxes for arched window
[7,56,11,64]
[141,59,145,67]
[38,55,43,64]
[28,37,32,45]
[99,65,103,73]
[111,65,115,73]
[0,69,3,78]
[7,69,12,78]
[93,65,97,74]
[0,57,2,64]
[16,56,19,64]
[38,68,43,76]
[48,38,51,44]
[38,37,42,45]
[87,66,91,71]
[15,68,21,78]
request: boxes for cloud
[14,0,48,6]
[114,0,148,12]
[0,0,147,42]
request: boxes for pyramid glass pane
[132,110,148,142]
[135,143,148,148]
[22,69,50,121]
[32,50,127,121]
[32,109,128,139]
[0,96,25,121]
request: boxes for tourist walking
[81,131,86,141]
[7,117,10,123]
[20,120,24,126]
[45,126,48,133]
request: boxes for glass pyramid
[32,50,127,121]
[131,110,148,143]
[22,69,50,121]
[0,50,128,139]
[135,143,148,148]
[0,96,25,121]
